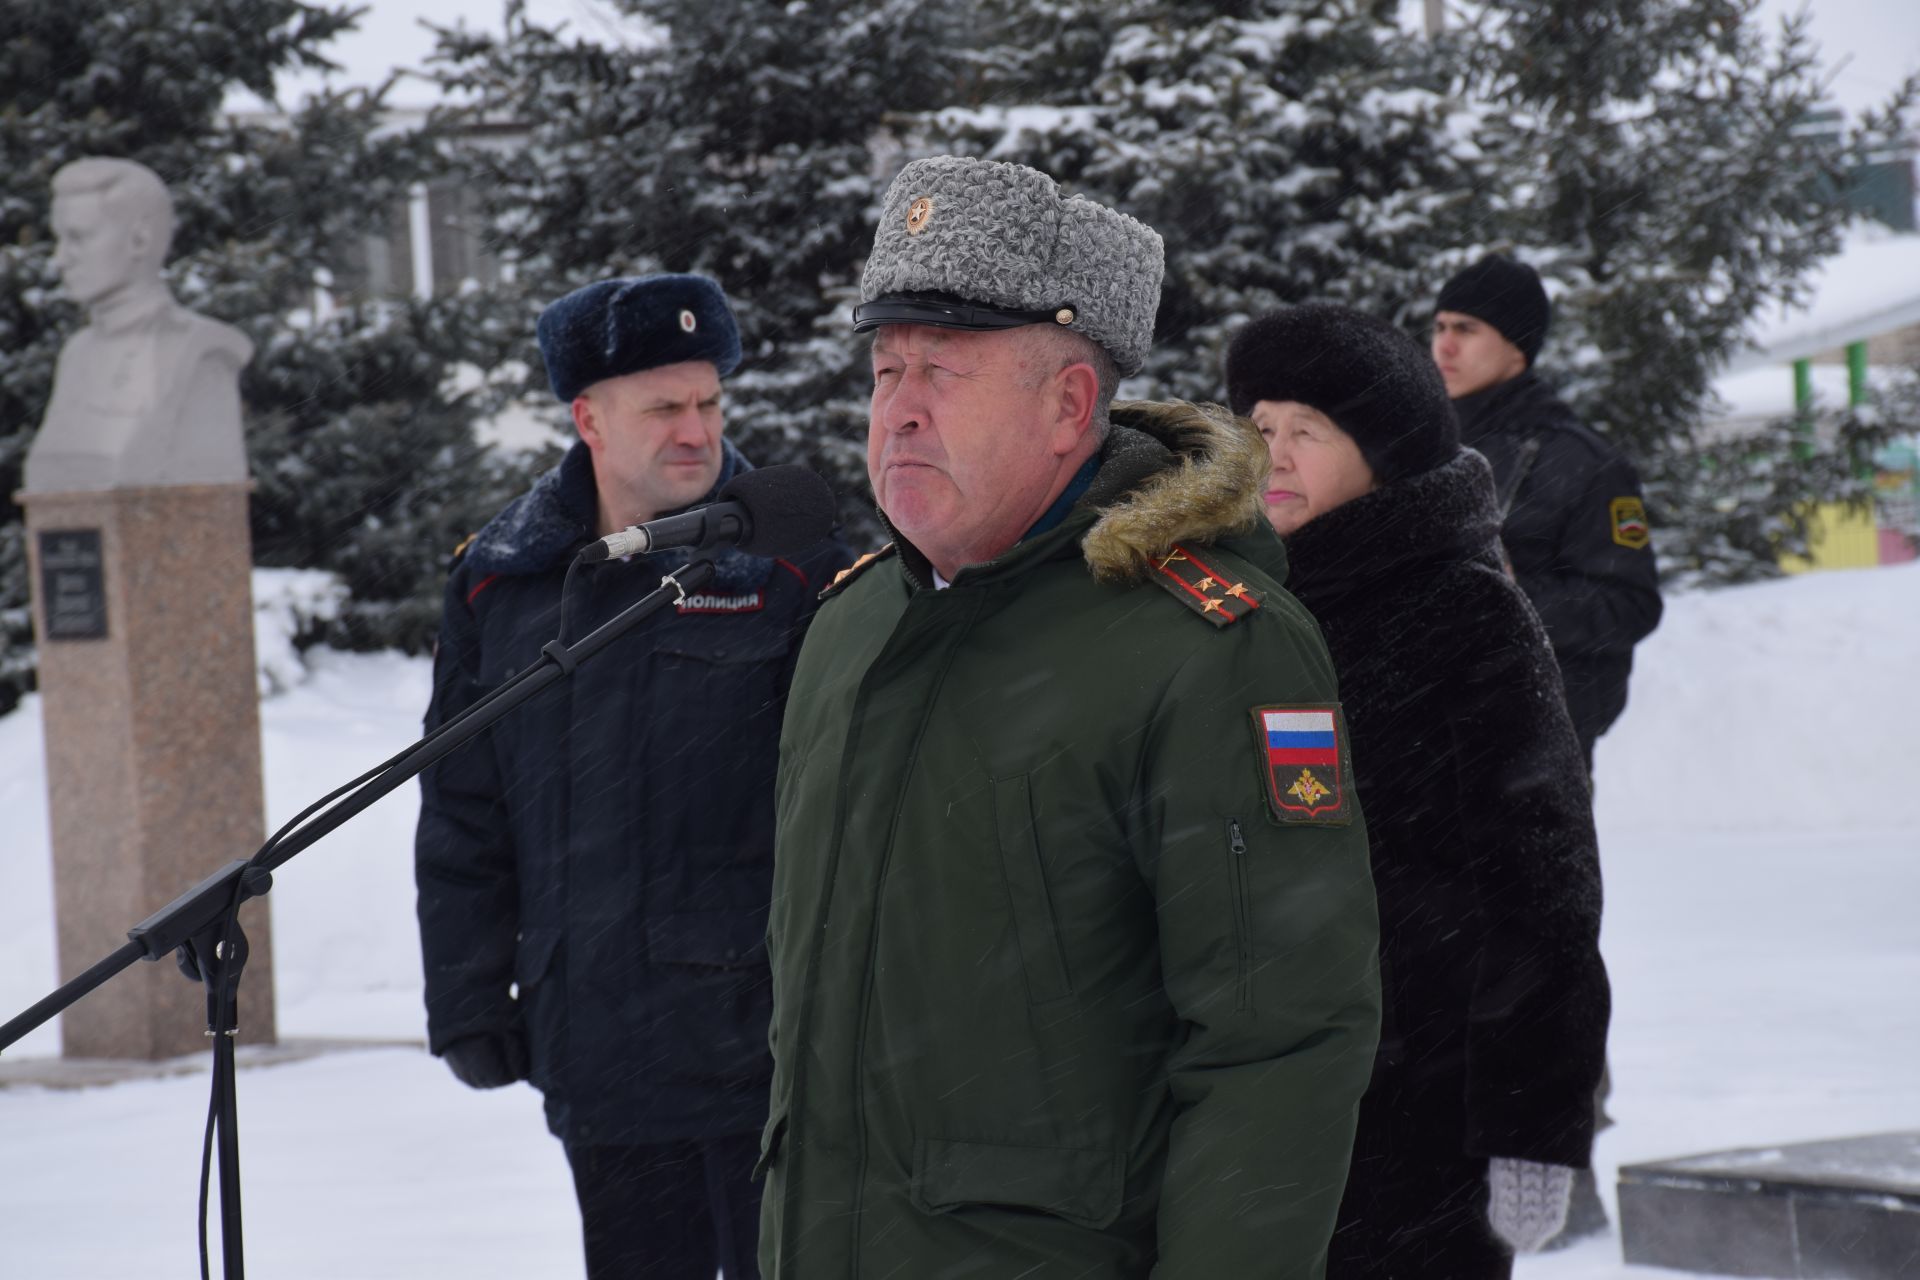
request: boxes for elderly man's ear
[1049,361,1102,458]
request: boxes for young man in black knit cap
[1432,255,1661,773]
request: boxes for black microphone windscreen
[717,465,838,557]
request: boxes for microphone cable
[191,547,610,1277]
[188,462,829,1270]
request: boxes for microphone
[578,464,837,563]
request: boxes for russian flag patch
[1250,704,1351,824]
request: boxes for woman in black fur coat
[1225,304,1610,1278]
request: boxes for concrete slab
[1619,1133,1920,1279]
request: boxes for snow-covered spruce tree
[0,0,513,714]
[427,0,975,541]
[1432,0,1918,582]
[913,0,1488,402]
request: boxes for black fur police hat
[536,273,742,402]
[1223,303,1458,485]
[1435,254,1551,365]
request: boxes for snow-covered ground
[2,563,1917,1278]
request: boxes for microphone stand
[0,548,721,1279]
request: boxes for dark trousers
[565,1133,763,1280]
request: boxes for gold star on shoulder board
[820,544,898,600]
[1147,543,1265,628]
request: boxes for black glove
[441,1031,530,1090]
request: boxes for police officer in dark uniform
[1431,255,1662,769]
[414,274,852,1279]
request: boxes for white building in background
[221,0,653,306]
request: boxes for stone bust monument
[23,157,254,493]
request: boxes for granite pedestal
[1619,1133,1920,1280]
[22,483,274,1060]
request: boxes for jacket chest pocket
[651,625,790,747]
[994,775,1074,1005]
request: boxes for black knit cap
[1435,254,1551,364]
[1224,303,1459,485]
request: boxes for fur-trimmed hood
[875,397,1270,592]
[1078,399,1269,584]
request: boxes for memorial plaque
[38,528,108,640]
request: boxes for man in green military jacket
[760,155,1382,1279]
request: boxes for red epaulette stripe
[1178,546,1260,610]
[466,573,501,605]
[775,558,809,587]
[1157,558,1215,606]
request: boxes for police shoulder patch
[1249,703,1354,826]
[1149,544,1262,627]
[819,543,897,600]
[1610,496,1650,549]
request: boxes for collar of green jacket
[884,397,1274,590]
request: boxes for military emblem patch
[1250,704,1352,826]
[1610,496,1650,549]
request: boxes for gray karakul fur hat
[1224,303,1459,485]
[855,156,1165,376]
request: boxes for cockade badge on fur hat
[853,156,1166,377]
[536,273,742,403]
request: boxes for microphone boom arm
[0,554,721,1279]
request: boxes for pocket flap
[646,909,769,969]
[654,627,790,665]
[752,1108,788,1182]
[513,929,561,988]
[911,1137,1123,1229]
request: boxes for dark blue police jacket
[415,439,852,1145]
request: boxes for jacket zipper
[1228,818,1252,1011]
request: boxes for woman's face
[1250,400,1376,535]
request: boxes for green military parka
[761,401,1382,1279]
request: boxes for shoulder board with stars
[1148,543,1262,627]
[446,531,477,571]
[820,543,897,601]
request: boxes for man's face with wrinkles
[867,324,1065,576]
